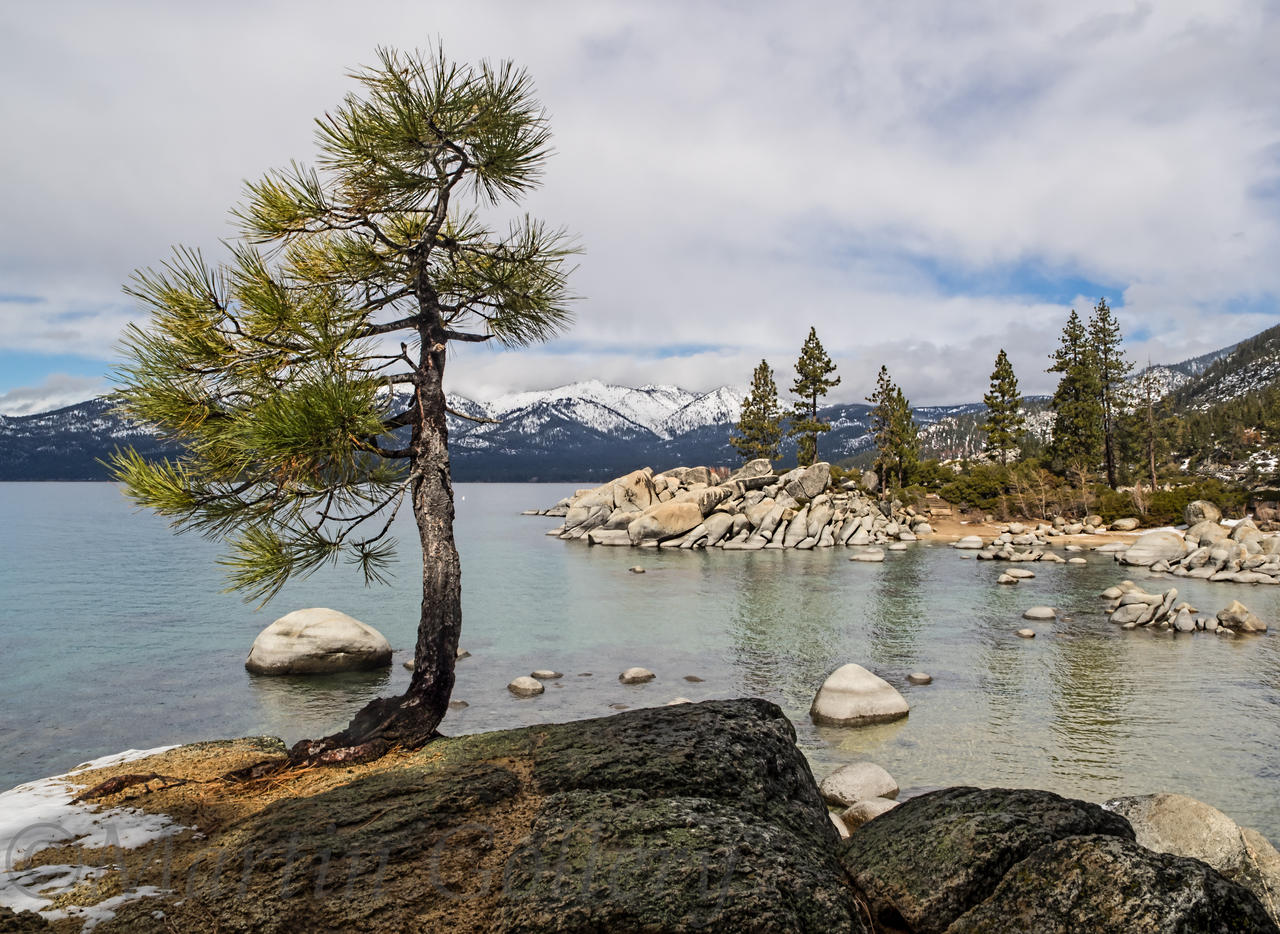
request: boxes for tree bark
[284,316,460,768]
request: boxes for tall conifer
[787,327,841,466]
[1088,298,1132,488]
[730,360,783,462]
[982,348,1024,466]
[1048,309,1104,472]
[867,365,917,489]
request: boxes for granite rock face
[1106,792,1280,926]
[947,834,1279,933]
[842,786,1136,933]
[841,786,1278,934]
[132,699,865,934]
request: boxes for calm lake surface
[2,482,1278,839]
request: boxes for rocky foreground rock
[18,700,1279,933]
[531,460,934,550]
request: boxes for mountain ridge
[2,329,1274,482]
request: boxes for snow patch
[0,745,184,917]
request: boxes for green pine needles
[867,365,918,490]
[788,327,841,466]
[110,47,578,604]
[982,349,1024,465]
[731,360,784,462]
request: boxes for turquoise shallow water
[1,482,1278,839]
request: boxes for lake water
[2,482,1278,840]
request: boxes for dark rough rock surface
[109,698,863,933]
[842,786,1135,933]
[947,834,1280,933]
[0,908,51,933]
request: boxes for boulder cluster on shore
[1100,581,1268,634]
[527,459,933,550]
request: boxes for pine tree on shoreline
[1089,298,1132,489]
[867,365,918,489]
[1048,309,1104,474]
[730,360,784,462]
[982,349,1024,466]
[787,327,841,466]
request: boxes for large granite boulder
[1105,792,1280,925]
[1186,519,1229,546]
[1119,529,1185,566]
[1185,500,1223,525]
[842,787,1135,933]
[1219,599,1268,633]
[611,468,656,512]
[244,608,392,675]
[627,501,704,543]
[810,663,909,727]
[947,834,1279,933]
[137,699,865,933]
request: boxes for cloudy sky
[1,1,1278,415]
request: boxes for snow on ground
[0,746,183,921]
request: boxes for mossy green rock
[118,698,862,933]
[948,834,1279,933]
[843,786,1135,933]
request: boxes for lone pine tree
[730,359,784,462]
[867,365,918,489]
[1088,298,1132,489]
[787,327,840,466]
[110,47,576,766]
[1048,309,1104,474]
[982,348,1024,466]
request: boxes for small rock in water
[810,663,909,726]
[1068,557,1087,565]
[608,703,628,710]
[1023,606,1056,620]
[508,676,544,697]
[997,573,1018,585]
[448,699,469,710]
[619,666,656,684]
[683,674,705,682]
[666,697,693,705]
[907,672,933,685]
[531,669,563,680]
[629,566,646,574]
[457,647,471,660]
[578,672,593,677]
[820,761,900,807]
[1016,628,1037,638]
[840,796,900,833]
[888,542,908,551]
[403,660,415,671]
[850,549,886,563]
[1006,568,1035,579]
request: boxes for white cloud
[0,0,1277,406]
[0,374,108,416]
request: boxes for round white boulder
[819,761,899,807]
[245,608,392,675]
[508,676,545,697]
[810,663,909,727]
[619,667,656,684]
[1023,606,1057,620]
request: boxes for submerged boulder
[810,663,909,727]
[244,608,392,675]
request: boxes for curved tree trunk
[284,318,460,769]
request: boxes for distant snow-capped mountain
[5,325,1276,482]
